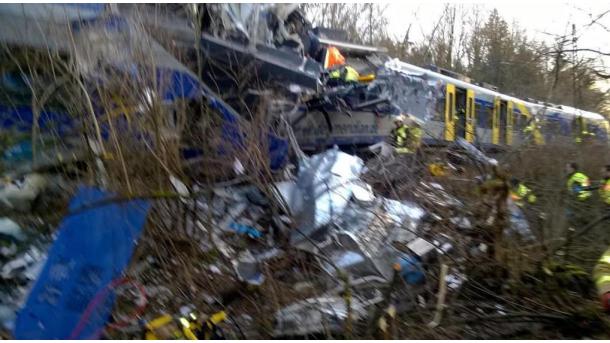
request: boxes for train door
[444,84,456,141]
[492,97,500,144]
[455,87,467,140]
[499,101,507,144]
[494,98,513,146]
[506,100,514,145]
[466,89,475,142]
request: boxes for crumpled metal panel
[383,198,426,227]
[288,147,365,244]
[273,295,368,337]
[302,195,423,282]
[366,61,441,122]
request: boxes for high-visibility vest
[392,125,422,154]
[594,247,610,296]
[600,178,610,205]
[329,65,359,83]
[510,183,536,206]
[409,126,423,151]
[392,125,410,154]
[324,46,346,69]
[567,172,592,201]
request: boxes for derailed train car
[293,45,610,151]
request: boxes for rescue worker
[509,177,537,207]
[391,114,422,154]
[390,114,409,155]
[566,162,592,202]
[593,246,610,311]
[324,45,360,85]
[387,114,423,194]
[328,65,359,84]
[565,162,592,230]
[390,114,422,155]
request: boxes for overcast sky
[382,0,610,90]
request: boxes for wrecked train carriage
[122,4,324,118]
[291,37,609,152]
[0,4,290,174]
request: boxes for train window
[435,97,445,121]
[476,103,491,129]
[514,113,527,131]
[544,118,560,135]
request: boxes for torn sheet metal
[313,196,424,282]
[203,4,302,50]
[383,198,426,228]
[272,181,305,216]
[273,295,368,337]
[288,147,364,245]
[199,33,322,91]
[366,60,441,122]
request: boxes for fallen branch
[428,263,449,328]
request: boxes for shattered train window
[476,103,492,129]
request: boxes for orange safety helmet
[324,46,346,69]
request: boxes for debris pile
[0,3,608,340]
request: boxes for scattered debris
[0,3,598,340]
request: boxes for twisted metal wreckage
[0,4,534,339]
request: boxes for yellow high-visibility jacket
[510,183,536,207]
[567,172,592,201]
[391,125,422,154]
[594,247,610,296]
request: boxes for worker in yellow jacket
[509,177,537,208]
[390,114,422,155]
[593,247,610,311]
